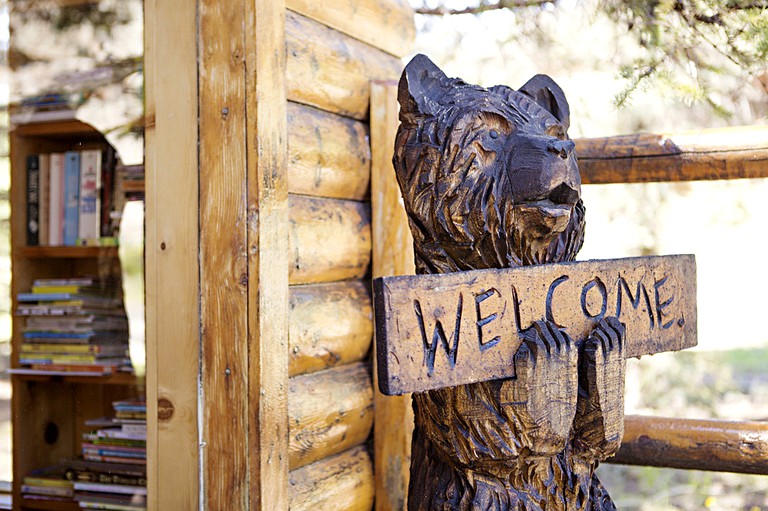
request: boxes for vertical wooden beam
[144,0,200,508]
[198,0,281,509]
[245,1,290,508]
[370,80,415,511]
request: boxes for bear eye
[489,129,499,139]
[547,124,566,140]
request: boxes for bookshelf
[9,119,146,510]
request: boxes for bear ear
[398,54,454,119]
[518,74,571,130]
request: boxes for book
[26,154,40,246]
[101,146,116,237]
[66,459,146,478]
[39,154,50,245]
[33,277,101,287]
[95,428,145,441]
[79,149,102,243]
[20,353,127,364]
[10,108,78,125]
[26,315,129,329]
[32,284,115,295]
[18,292,122,308]
[19,92,88,110]
[15,304,126,317]
[73,482,147,496]
[81,454,146,465]
[7,367,114,376]
[21,344,127,356]
[48,153,65,245]
[63,151,81,245]
[21,484,74,498]
[76,493,146,511]
[83,435,145,448]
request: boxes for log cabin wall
[284,4,413,509]
[145,1,414,509]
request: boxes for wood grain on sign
[375,254,696,395]
[576,125,768,184]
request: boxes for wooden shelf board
[19,246,119,259]
[12,120,98,139]
[20,498,80,511]
[11,372,143,386]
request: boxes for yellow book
[21,344,123,355]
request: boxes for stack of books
[12,277,131,376]
[20,464,74,505]
[25,147,118,247]
[82,401,146,465]
[76,400,147,510]
[10,92,90,124]
[116,164,144,197]
[18,400,147,510]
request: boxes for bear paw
[574,316,626,459]
[501,320,578,456]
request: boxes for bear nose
[549,182,580,206]
[547,139,575,159]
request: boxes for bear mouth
[514,200,573,237]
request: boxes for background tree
[413,0,767,116]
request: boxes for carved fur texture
[393,54,624,511]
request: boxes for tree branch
[415,0,552,15]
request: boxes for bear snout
[547,138,575,159]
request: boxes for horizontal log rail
[606,415,768,474]
[576,125,768,184]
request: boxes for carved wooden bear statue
[392,54,627,511]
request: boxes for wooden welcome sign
[375,254,696,395]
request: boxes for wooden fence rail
[577,125,768,184]
[606,415,768,475]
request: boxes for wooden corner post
[371,80,416,511]
[199,0,289,509]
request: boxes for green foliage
[11,0,134,36]
[601,0,768,110]
[414,0,768,114]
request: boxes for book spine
[26,154,40,246]
[20,344,117,354]
[38,154,50,246]
[48,153,64,246]
[63,151,81,246]
[101,146,116,237]
[78,149,102,243]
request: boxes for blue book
[63,151,80,246]
[18,292,79,302]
